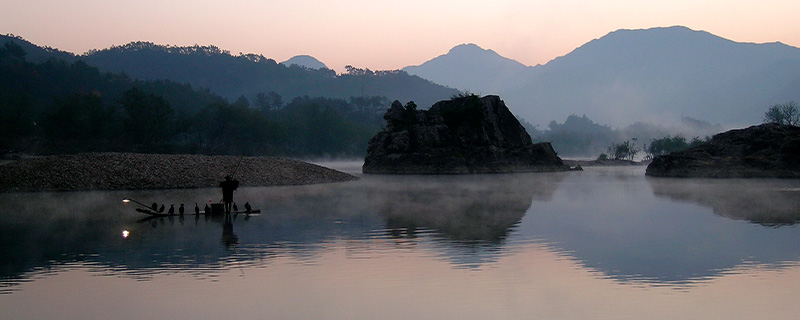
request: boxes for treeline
[0,41,387,157]
[80,41,459,108]
[528,114,722,158]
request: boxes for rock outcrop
[646,123,800,178]
[363,95,570,174]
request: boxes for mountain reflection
[0,172,567,289]
[647,177,800,227]
[3,167,799,293]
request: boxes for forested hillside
[0,40,389,157]
[81,42,459,108]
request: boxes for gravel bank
[0,153,358,192]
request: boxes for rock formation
[646,123,800,178]
[363,95,570,174]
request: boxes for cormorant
[179,203,185,215]
[159,204,165,213]
[151,202,158,211]
[244,202,252,213]
[204,203,211,215]
[194,203,200,215]
[168,204,175,215]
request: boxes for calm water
[1,164,799,319]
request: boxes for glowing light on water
[122,230,130,238]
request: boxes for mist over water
[1,165,799,319]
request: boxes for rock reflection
[370,173,566,243]
[647,177,800,227]
[0,171,570,288]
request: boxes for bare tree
[764,101,799,126]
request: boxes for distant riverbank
[563,158,648,167]
[0,153,358,192]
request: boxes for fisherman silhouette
[219,176,239,213]
[244,202,252,213]
[179,203,185,216]
[159,204,165,213]
[194,203,200,215]
[233,202,238,212]
[168,204,175,215]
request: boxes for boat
[135,207,261,216]
[124,198,260,216]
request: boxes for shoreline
[0,153,359,193]
[563,158,649,167]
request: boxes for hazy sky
[3,0,800,72]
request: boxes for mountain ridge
[403,26,800,128]
[403,43,539,95]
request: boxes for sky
[3,0,800,73]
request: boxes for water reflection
[520,167,800,286]
[1,166,799,296]
[369,173,566,242]
[366,172,566,268]
[647,177,800,226]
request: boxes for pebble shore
[0,153,358,192]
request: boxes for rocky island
[646,123,800,178]
[0,153,358,192]
[363,95,571,174]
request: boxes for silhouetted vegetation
[81,42,458,109]
[764,101,799,126]
[530,114,618,156]
[440,93,483,128]
[0,42,387,157]
[644,135,708,159]
[606,139,640,161]
[530,114,722,158]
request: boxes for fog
[1,166,799,291]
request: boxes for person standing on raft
[219,176,239,213]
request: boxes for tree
[763,101,799,126]
[120,87,175,151]
[40,93,119,152]
[606,139,640,161]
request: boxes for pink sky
[3,0,800,72]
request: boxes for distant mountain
[406,27,800,128]
[280,55,328,70]
[403,43,539,95]
[0,34,76,63]
[81,42,457,108]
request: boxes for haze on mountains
[77,41,457,109]
[403,26,800,130]
[280,55,328,70]
[3,26,799,158]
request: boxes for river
[1,164,799,319]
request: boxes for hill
[0,34,76,63]
[403,43,539,95]
[81,42,458,108]
[404,27,800,128]
[280,55,328,69]
[0,40,391,157]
